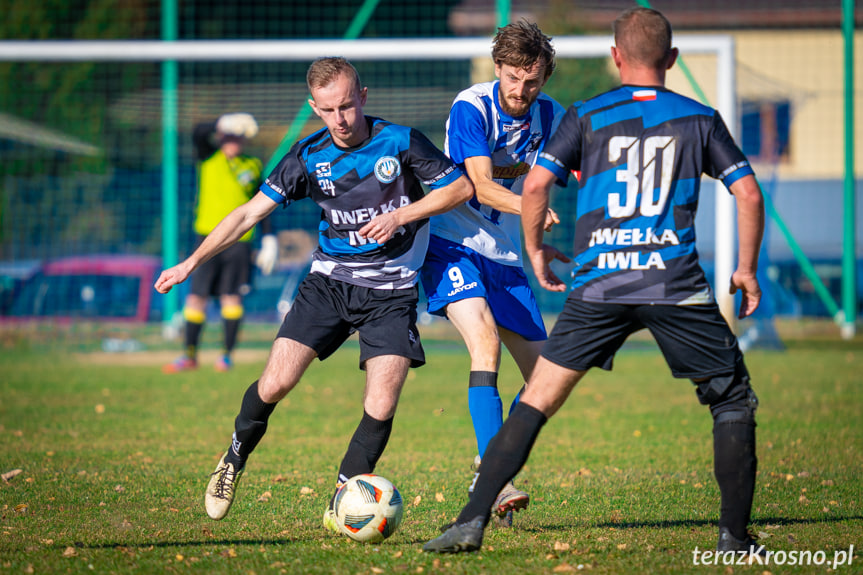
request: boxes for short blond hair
[306,56,362,94]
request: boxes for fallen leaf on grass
[258,491,272,502]
[554,541,570,551]
[412,495,421,506]
[14,503,28,513]
[553,564,576,572]
[95,404,105,414]
[2,469,23,483]
[371,568,384,574]
[220,548,237,558]
[435,493,444,502]
[62,547,77,558]
[300,486,314,495]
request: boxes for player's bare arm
[521,165,567,292]
[155,192,278,294]
[464,155,559,231]
[358,174,474,244]
[728,174,765,318]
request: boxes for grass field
[1,322,861,574]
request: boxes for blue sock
[468,371,501,458]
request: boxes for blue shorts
[420,235,546,342]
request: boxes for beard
[499,91,533,117]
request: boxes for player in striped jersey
[420,21,569,524]
[425,7,766,555]
[155,57,473,525]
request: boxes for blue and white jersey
[430,81,565,266]
[261,116,462,290]
[536,85,754,305]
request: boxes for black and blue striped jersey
[536,85,754,305]
[261,116,462,290]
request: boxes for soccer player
[163,113,278,373]
[154,57,473,524]
[419,20,569,524]
[424,6,766,554]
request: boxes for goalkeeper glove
[255,234,278,275]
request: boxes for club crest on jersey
[374,156,401,183]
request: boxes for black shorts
[277,272,425,369]
[190,236,252,298]
[542,297,743,379]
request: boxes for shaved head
[613,7,673,70]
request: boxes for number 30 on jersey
[609,135,676,218]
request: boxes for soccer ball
[333,474,404,543]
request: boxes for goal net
[0,32,736,344]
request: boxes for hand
[217,113,259,139]
[358,211,403,245]
[729,270,762,318]
[544,208,560,232]
[154,262,193,294]
[255,234,279,275]
[529,244,571,292]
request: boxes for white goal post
[0,35,738,325]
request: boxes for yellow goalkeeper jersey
[193,150,263,242]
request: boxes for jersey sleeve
[705,112,754,189]
[446,99,491,164]
[406,128,463,190]
[260,143,310,206]
[535,105,582,185]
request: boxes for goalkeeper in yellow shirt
[164,113,278,373]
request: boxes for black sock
[224,318,241,354]
[184,320,203,359]
[337,411,393,484]
[226,381,276,468]
[714,418,757,540]
[456,402,546,526]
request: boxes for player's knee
[183,307,206,324]
[221,304,244,320]
[692,360,759,424]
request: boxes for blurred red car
[1,255,161,323]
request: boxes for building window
[741,99,791,162]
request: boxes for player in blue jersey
[154,57,473,525]
[420,20,569,524]
[425,7,766,555]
